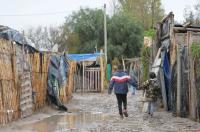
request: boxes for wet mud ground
[1,90,200,132]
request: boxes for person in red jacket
[108,64,138,118]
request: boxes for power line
[0,7,102,17]
[0,11,77,17]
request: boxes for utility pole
[104,4,107,63]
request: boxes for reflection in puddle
[14,109,107,132]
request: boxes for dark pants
[116,94,127,115]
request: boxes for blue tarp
[68,53,104,61]
[163,50,171,111]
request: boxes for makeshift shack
[0,25,71,123]
[68,51,104,93]
[152,12,200,122]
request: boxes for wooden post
[122,55,125,71]
[104,4,107,63]
[137,59,140,85]
[170,15,175,70]
[100,49,104,92]
[177,43,181,116]
[82,57,84,93]
[187,31,192,118]
[130,61,133,73]
[171,38,176,70]
[187,31,196,120]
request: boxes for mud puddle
[13,109,108,132]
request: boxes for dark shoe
[132,93,135,95]
[123,109,128,117]
[150,114,153,117]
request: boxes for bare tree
[109,0,119,16]
[183,0,200,26]
[23,25,62,51]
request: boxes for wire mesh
[194,57,200,120]
[171,46,189,117]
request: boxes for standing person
[129,71,138,95]
[136,72,161,117]
[108,64,138,118]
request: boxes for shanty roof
[0,25,40,53]
[68,53,104,62]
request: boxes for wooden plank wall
[30,53,50,111]
[0,39,19,123]
[67,60,76,99]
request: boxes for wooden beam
[153,48,161,66]
[187,31,197,121]
[170,15,175,70]
[187,31,192,119]
[122,55,125,71]
[123,58,138,61]
[100,49,104,92]
[82,57,85,93]
[160,12,173,24]
[183,21,192,29]
[174,27,200,32]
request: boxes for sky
[0,0,198,31]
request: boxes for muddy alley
[1,90,200,132]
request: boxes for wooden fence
[30,53,50,110]
[67,60,76,99]
[0,38,76,124]
[85,68,101,92]
[72,50,104,93]
[0,39,19,123]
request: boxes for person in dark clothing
[108,64,138,118]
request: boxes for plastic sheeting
[68,53,105,61]
[107,64,111,82]
[163,50,171,111]
[160,37,171,111]
[0,25,40,54]
[162,18,170,37]
[47,52,70,110]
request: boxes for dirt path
[1,90,200,132]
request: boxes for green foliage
[118,0,165,30]
[64,7,106,54]
[142,47,151,82]
[111,57,120,66]
[144,28,156,39]
[191,42,200,58]
[63,8,144,63]
[107,12,144,62]
[191,42,200,77]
